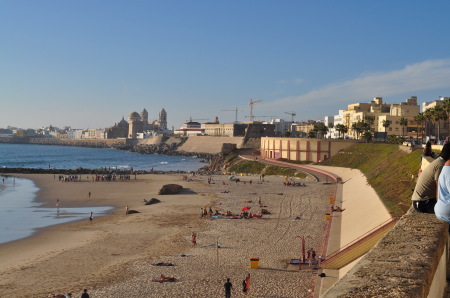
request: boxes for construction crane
[284,111,296,122]
[248,98,263,122]
[221,107,243,123]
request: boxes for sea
[0,143,204,245]
[0,143,203,171]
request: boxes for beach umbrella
[241,206,251,211]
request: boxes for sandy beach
[0,172,336,297]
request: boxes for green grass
[321,143,423,216]
[227,161,266,174]
[264,165,307,178]
[277,158,313,165]
[227,161,307,178]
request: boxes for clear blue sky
[2,1,450,130]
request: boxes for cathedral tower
[159,108,167,131]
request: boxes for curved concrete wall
[177,136,244,154]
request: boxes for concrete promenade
[240,155,393,295]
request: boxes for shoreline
[0,172,334,297]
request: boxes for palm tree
[327,122,334,138]
[431,105,447,142]
[424,108,434,139]
[442,97,450,136]
[413,113,426,141]
[314,122,329,138]
[382,119,392,140]
[399,117,408,137]
[335,124,345,138]
[364,116,375,133]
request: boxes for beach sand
[0,173,336,297]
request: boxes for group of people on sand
[92,174,132,182]
[223,274,251,297]
[201,206,221,218]
[412,142,450,224]
[58,175,81,182]
[47,288,89,298]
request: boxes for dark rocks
[158,184,183,195]
[144,198,161,205]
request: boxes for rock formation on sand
[158,184,183,195]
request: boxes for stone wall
[322,208,448,297]
[177,136,244,154]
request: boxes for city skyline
[2,1,450,130]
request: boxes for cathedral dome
[128,112,141,122]
[118,117,128,127]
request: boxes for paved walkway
[240,153,392,296]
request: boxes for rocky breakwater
[126,143,218,160]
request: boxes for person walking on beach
[242,274,250,295]
[224,278,233,298]
[191,232,197,247]
[81,288,90,298]
[89,212,93,222]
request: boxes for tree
[413,113,426,141]
[399,117,408,137]
[335,124,348,139]
[442,97,450,136]
[364,116,375,132]
[327,122,334,138]
[314,122,328,138]
[362,131,373,142]
[424,108,434,139]
[431,105,447,142]
[307,129,317,138]
[281,131,291,137]
[382,119,392,141]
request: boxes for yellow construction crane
[248,98,263,122]
[284,111,296,122]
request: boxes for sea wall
[177,136,245,154]
[322,208,448,298]
[0,136,239,155]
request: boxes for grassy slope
[320,143,423,217]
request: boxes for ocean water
[0,176,113,245]
[0,143,203,172]
[0,144,203,244]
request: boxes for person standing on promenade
[88,191,91,198]
[81,288,90,298]
[224,278,233,298]
[412,143,450,213]
[435,158,450,222]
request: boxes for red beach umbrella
[241,206,251,211]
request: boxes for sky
[2,1,450,130]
